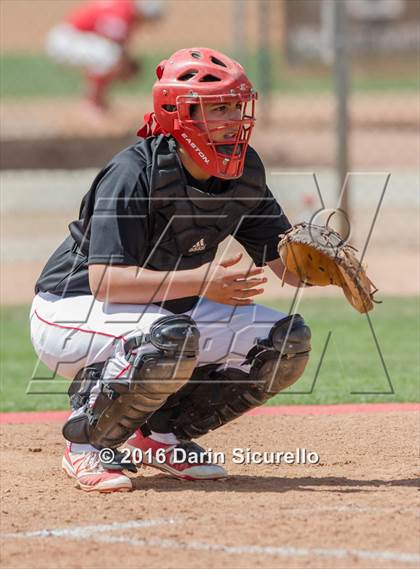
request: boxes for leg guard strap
[67,362,104,411]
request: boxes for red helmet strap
[137,112,166,138]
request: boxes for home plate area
[1,408,419,569]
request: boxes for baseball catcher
[31,47,315,493]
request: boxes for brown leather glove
[278,222,379,313]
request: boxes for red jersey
[67,0,139,43]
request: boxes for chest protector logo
[188,238,206,253]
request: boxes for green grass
[1,305,68,412]
[265,296,420,406]
[1,51,418,100]
[0,52,161,99]
[1,297,419,413]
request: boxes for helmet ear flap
[156,60,167,79]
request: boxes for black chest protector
[145,136,265,271]
[70,135,265,272]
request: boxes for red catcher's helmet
[152,47,257,179]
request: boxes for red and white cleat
[126,429,228,481]
[62,446,132,493]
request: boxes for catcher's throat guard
[278,222,379,313]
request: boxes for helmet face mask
[175,93,256,179]
[152,48,258,179]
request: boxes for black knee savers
[167,314,311,439]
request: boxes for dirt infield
[1,410,419,569]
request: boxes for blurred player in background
[45,0,164,112]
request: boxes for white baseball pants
[30,292,287,382]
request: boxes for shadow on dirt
[131,474,419,493]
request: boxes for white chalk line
[0,518,179,540]
[90,535,420,565]
[1,517,419,565]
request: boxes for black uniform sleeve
[233,186,292,266]
[87,159,150,266]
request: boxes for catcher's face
[176,95,256,180]
[190,101,242,142]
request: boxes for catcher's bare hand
[203,253,266,306]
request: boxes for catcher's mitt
[278,222,379,313]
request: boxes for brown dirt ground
[1,412,419,569]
